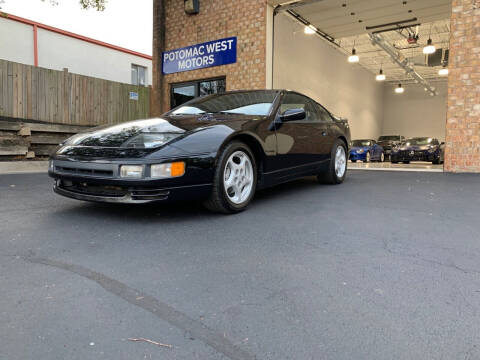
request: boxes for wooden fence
[0,59,151,159]
[0,59,150,126]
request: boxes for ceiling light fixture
[438,66,449,76]
[304,25,316,35]
[423,23,436,55]
[348,49,359,63]
[423,38,436,54]
[376,69,386,81]
[348,38,359,63]
[395,84,405,94]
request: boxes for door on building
[170,77,226,109]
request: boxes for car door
[271,92,333,181]
[371,140,380,159]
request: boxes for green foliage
[78,0,107,11]
[38,0,107,11]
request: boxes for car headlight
[125,133,182,149]
[151,162,185,178]
[356,149,364,154]
[120,165,144,178]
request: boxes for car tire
[363,151,371,163]
[318,139,347,185]
[203,141,257,214]
[403,161,410,164]
[379,152,385,162]
[432,157,440,165]
[351,159,356,163]
[391,161,399,164]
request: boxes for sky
[1,0,153,55]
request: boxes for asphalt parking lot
[1,170,480,360]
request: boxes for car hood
[350,146,369,152]
[397,145,431,151]
[377,141,396,147]
[61,115,264,148]
[54,114,266,159]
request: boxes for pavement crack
[382,238,480,275]
[22,255,256,360]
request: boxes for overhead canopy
[270,0,451,38]
[271,0,452,83]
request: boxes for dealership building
[157,0,479,173]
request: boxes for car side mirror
[280,108,306,122]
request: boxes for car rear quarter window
[279,93,320,122]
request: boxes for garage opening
[270,0,451,172]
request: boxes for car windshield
[352,140,371,147]
[378,136,400,141]
[405,138,432,146]
[169,91,278,116]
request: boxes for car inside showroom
[270,0,451,172]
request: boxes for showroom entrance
[269,0,452,172]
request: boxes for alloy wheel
[365,152,371,163]
[335,146,347,178]
[223,151,254,205]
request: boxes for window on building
[131,64,147,86]
[171,77,226,109]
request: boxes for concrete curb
[0,161,48,174]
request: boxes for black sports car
[390,137,444,164]
[377,135,405,160]
[49,90,351,213]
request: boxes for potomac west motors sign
[162,37,237,74]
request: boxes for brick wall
[162,0,268,110]
[445,0,480,172]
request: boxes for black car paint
[377,135,404,158]
[49,90,351,203]
[390,138,444,163]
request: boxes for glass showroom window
[131,64,147,86]
[171,77,226,108]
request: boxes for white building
[0,12,152,86]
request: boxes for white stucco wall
[0,17,151,85]
[0,17,34,65]
[273,14,385,140]
[37,28,152,85]
[382,82,447,141]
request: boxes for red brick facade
[445,0,480,172]
[162,0,268,111]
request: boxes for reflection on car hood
[398,145,431,151]
[64,114,263,148]
[65,118,185,148]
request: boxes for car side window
[279,93,317,122]
[313,102,333,122]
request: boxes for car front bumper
[349,152,367,161]
[390,151,437,162]
[49,157,214,204]
[53,180,211,204]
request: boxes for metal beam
[369,33,438,96]
[274,0,327,13]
